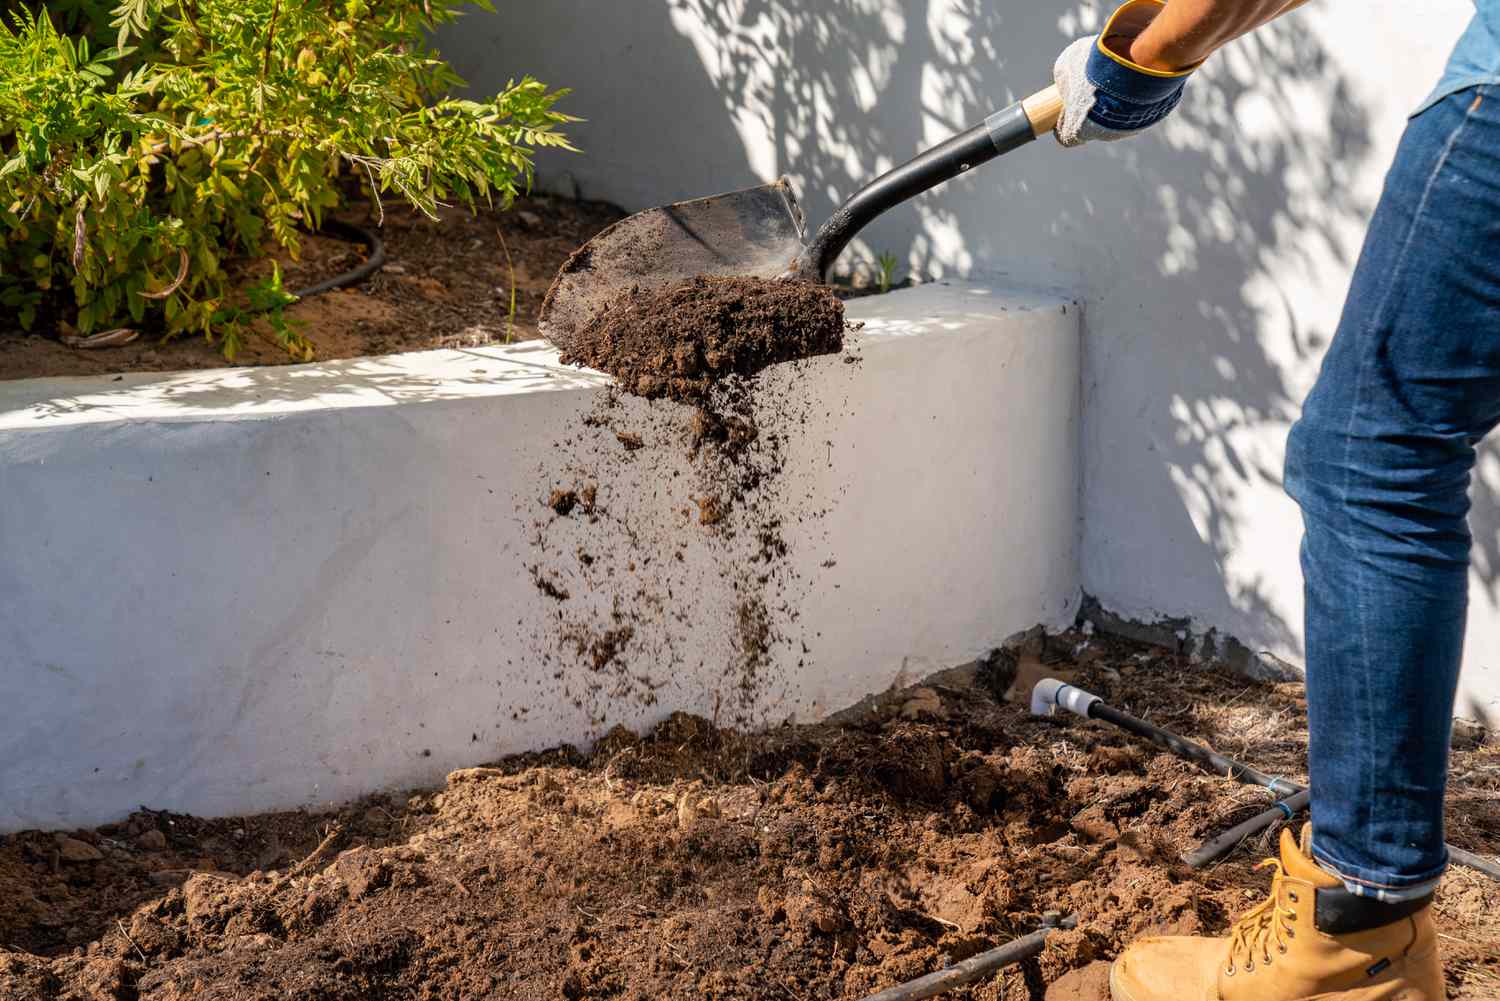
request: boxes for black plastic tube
[1186,790,1500,882]
[1069,694,1500,884]
[290,220,386,299]
[1449,845,1500,882]
[1086,702,1302,798]
[1183,789,1312,868]
[856,913,1077,1001]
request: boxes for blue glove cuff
[1084,41,1191,132]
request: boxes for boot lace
[1225,858,1298,975]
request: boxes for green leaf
[0,0,574,361]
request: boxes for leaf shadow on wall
[432,0,1495,717]
[667,0,1500,708]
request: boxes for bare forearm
[1121,0,1310,72]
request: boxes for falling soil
[3,630,1497,1000]
[522,264,859,745]
[558,276,846,403]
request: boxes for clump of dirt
[566,623,636,673]
[531,566,570,602]
[689,403,759,457]
[4,632,1497,1000]
[558,276,846,402]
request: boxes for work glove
[1052,0,1198,147]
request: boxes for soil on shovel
[557,276,846,402]
[3,630,1497,1001]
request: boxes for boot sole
[1108,955,1441,1001]
[1108,961,1137,1001]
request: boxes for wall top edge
[0,280,1076,432]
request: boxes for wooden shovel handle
[1021,85,1064,137]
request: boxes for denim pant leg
[1284,85,1500,898]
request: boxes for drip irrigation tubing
[855,913,1077,1001]
[1031,679,1500,883]
[1182,788,1311,868]
[290,220,386,299]
[1087,699,1301,797]
[1449,845,1500,881]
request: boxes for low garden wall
[0,281,1081,832]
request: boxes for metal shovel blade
[538,179,807,358]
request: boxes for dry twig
[138,248,190,299]
[116,920,148,965]
[287,824,345,878]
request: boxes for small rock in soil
[134,830,167,852]
[900,687,946,720]
[54,837,102,863]
[1046,959,1113,1001]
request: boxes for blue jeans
[1285,86,1500,900]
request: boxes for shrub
[0,1,574,358]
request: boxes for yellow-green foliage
[1,1,574,358]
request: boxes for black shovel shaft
[801,87,1058,280]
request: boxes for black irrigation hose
[1186,788,1500,880]
[856,913,1078,1001]
[1183,788,1311,868]
[290,220,386,299]
[1449,845,1500,882]
[1088,701,1302,798]
[1082,696,1305,866]
[1032,680,1500,883]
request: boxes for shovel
[539,84,1062,355]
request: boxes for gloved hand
[1052,0,1199,147]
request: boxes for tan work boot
[1110,826,1444,1000]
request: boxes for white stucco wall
[438,0,1499,721]
[0,282,1080,832]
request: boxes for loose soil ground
[3,630,1497,1000]
[0,196,626,382]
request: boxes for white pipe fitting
[1029,678,1102,719]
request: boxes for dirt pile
[4,632,1496,1000]
[557,276,846,403]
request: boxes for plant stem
[495,225,518,343]
[263,0,281,80]
[178,1,206,46]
